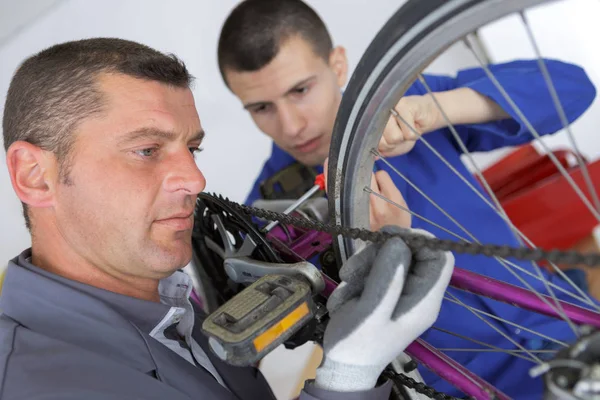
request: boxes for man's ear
[5,141,57,209]
[329,45,348,88]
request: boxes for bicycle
[191,0,600,398]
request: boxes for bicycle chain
[382,370,460,400]
[223,199,600,267]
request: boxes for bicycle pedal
[202,274,316,366]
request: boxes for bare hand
[379,95,441,157]
[378,88,510,158]
[323,158,411,231]
[369,170,411,231]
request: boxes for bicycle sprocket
[191,192,282,305]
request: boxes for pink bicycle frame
[194,224,600,399]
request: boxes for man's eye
[294,86,308,94]
[252,104,270,114]
[189,146,204,155]
[135,148,157,158]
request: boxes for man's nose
[163,150,206,195]
[278,104,306,138]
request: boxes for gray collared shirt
[0,249,391,400]
[149,269,227,387]
[20,252,227,388]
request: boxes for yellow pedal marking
[253,302,310,352]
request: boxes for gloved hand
[314,226,455,392]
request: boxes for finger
[374,170,412,227]
[410,228,450,266]
[370,172,381,194]
[370,192,386,231]
[382,114,404,146]
[391,274,441,322]
[374,171,403,204]
[338,241,379,283]
[377,134,394,155]
[379,224,414,237]
[369,203,376,231]
[411,245,454,285]
[394,107,418,141]
[369,173,384,229]
[326,282,354,315]
[390,229,455,320]
[328,243,379,314]
[391,253,454,322]
[326,283,362,316]
[358,236,412,318]
[381,227,445,266]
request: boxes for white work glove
[314,226,455,392]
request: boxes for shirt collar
[9,248,192,335]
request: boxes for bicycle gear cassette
[192,193,281,305]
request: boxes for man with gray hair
[0,37,454,399]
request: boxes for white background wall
[1,0,600,398]
[0,0,417,264]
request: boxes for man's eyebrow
[284,76,315,96]
[242,76,316,110]
[118,127,205,145]
[190,130,205,143]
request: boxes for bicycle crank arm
[223,256,325,294]
[202,274,316,366]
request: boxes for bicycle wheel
[329,0,552,260]
[327,0,600,398]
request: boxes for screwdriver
[262,173,326,233]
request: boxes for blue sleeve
[417,59,597,153]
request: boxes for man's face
[225,36,347,166]
[52,73,206,279]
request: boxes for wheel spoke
[367,179,592,305]
[416,73,521,246]
[386,107,600,312]
[437,348,555,355]
[415,73,583,335]
[432,327,540,363]
[374,148,594,329]
[416,45,600,313]
[445,292,544,364]
[364,187,470,242]
[462,37,600,223]
[411,340,488,392]
[371,148,486,240]
[444,295,568,348]
[519,11,600,214]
